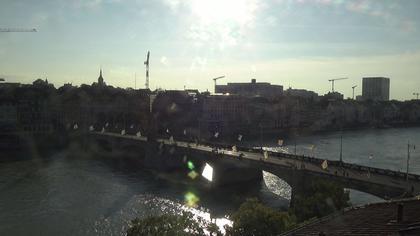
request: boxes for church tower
[98,68,105,86]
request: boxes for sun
[185,0,259,49]
[190,0,257,26]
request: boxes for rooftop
[284,198,420,236]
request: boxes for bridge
[89,131,420,200]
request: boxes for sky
[1,0,420,100]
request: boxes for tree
[127,211,221,236]
[225,198,295,236]
[289,178,350,222]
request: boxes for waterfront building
[215,79,283,98]
[323,91,344,101]
[151,90,201,136]
[285,87,319,101]
[0,82,21,89]
[362,77,390,101]
[201,95,249,137]
[200,94,290,137]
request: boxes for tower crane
[328,77,348,93]
[352,85,358,100]
[144,51,150,89]
[213,76,225,93]
[0,28,37,32]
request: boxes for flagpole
[259,123,263,150]
[339,135,343,163]
[407,140,410,181]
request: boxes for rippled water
[0,151,286,235]
[1,127,420,235]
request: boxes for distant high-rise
[362,77,390,101]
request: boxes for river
[1,127,419,235]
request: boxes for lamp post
[259,123,263,150]
[198,119,201,143]
[339,134,343,163]
[406,141,416,181]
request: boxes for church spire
[98,67,105,86]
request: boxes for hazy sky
[1,0,420,100]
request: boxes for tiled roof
[283,198,420,236]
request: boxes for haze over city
[1,0,420,100]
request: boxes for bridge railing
[95,130,420,181]
[266,150,420,181]
[183,139,420,181]
[199,141,420,181]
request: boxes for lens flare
[187,161,195,170]
[184,192,200,207]
[188,170,199,180]
[202,163,213,182]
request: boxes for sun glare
[191,0,257,25]
[187,0,259,48]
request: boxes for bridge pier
[143,142,264,187]
[144,141,186,171]
[210,161,263,187]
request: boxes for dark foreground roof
[283,198,420,236]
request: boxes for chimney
[251,79,256,84]
[397,203,404,223]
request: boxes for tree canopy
[225,198,295,236]
[289,178,350,222]
[127,211,221,236]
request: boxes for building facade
[200,95,249,137]
[285,88,319,100]
[215,79,283,98]
[362,77,390,101]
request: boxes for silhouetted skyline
[1,0,420,100]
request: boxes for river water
[1,127,420,235]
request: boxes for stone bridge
[90,131,420,200]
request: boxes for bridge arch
[263,163,407,200]
[345,188,384,205]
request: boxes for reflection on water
[285,127,420,174]
[1,127,419,235]
[91,194,232,235]
[345,189,384,206]
[262,171,292,201]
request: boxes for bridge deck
[93,132,420,196]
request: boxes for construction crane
[144,51,150,89]
[0,28,37,32]
[414,93,420,100]
[352,85,358,100]
[328,77,348,93]
[213,76,225,93]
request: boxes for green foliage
[127,180,348,236]
[289,178,350,222]
[225,198,295,236]
[127,211,221,236]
